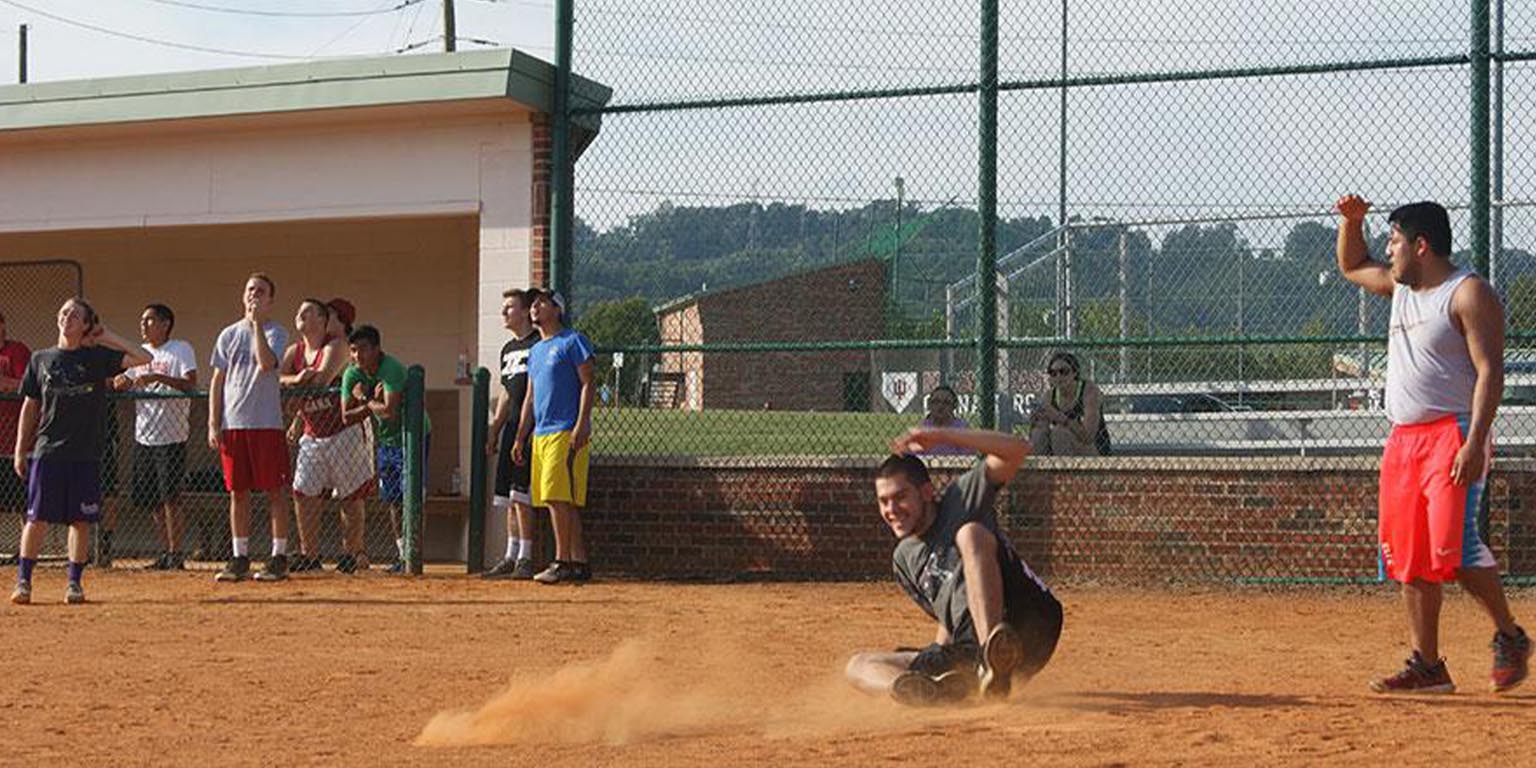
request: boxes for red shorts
[1378,415,1496,583]
[220,429,291,493]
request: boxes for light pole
[892,176,904,316]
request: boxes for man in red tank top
[281,300,374,573]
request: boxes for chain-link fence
[1,386,428,574]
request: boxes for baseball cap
[327,298,357,329]
[529,288,566,312]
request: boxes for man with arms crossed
[282,299,371,573]
[1335,195,1530,693]
[484,288,541,580]
[845,426,1062,705]
[11,299,149,604]
[341,325,429,574]
[514,289,595,584]
[211,273,293,583]
[113,304,197,570]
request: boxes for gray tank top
[1384,269,1478,425]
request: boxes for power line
[135,0,426,18]
[0,0,319,59]
[307,0,399,57]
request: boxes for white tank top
[1384,269,1478,425]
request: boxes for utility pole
[18,24,27,84]
[443,0,457,52]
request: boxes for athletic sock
[395,538,406,558]
[505,537,518,560]
[232,537,249,558]
[271,538,287,558]
[18,557,36,584]
[66,561,85,584]
[517,539,534,561]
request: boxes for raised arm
[892,427,1030,486]
[1335,194,1394,298]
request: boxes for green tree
[576,297,660,404]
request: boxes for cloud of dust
[415,640,726,747]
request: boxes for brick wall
[583,456,1536,582]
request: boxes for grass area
[591,407,915,456]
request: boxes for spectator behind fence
[341,324,431,574]
[483,288,542,580]
[10,298,150,605]
[1028,352,1111,457]
[514,288,595,585]
[918,385,971,455]
[0,309,32,536]
[110,304,198,570]
[282,299,371,574]
[210,273,293,583]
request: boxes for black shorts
[132,443,186,510]
[1001,552,1064,680]
[493,424,532,507]
[0,458,24,512]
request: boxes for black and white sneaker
[214,556,251,583]
[482,557,520,579]
[253,555,289,582]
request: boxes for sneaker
[569,561,592,582]
[64,582,85,604]
[253,555,289,582]
[214,556,251,583]
[9,581,30,605]
[533,560,577,584]
[891,669,978,707]
[482,557,519,580]
[1492,626,1532,693]
[979,623,1026,700]
[511,558,537,580]
[142,553,171,571]
[1370,652,1456,694]
[169,552,186,571]
[334,554,358,574]
[290,555,323,573]
[385,560,405,575]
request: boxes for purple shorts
[26,458,103,525]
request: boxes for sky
[0,1,1531,253]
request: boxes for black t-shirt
[20,346,127,461]
[498,331,539,441]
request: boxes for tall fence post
[975,0,999,429]
[403,365,427,576]
[467,367,491,574]
[1471,0,1491,277]
[550,0,575,299]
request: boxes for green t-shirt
[341,354,431,448]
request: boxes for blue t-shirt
[529,328,595,436]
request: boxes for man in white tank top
[1335,195,1529,694]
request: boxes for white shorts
[292,425,374,499]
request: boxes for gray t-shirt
[892,462,1054,643]
[20,346,126,461]
[211,320,288,430]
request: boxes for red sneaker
[1369,652,1455,694]
[1491,627,1531,693]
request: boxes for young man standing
[113,304,198,570]
[282,299,370,573]
[341,325,429,573]
[484,289,541,580]
[1335,195,1530,693]
[845,427,1062,706]
[0,309,31,536]
[514,290,595,585]
[210,273,292,583]
[11,299,150,604]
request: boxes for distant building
[652,259,886,411]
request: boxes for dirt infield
[3,570,1533,767]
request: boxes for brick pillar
[530,115,552,288]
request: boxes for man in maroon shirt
[0,309,32,522]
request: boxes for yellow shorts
[531,430,590,508]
